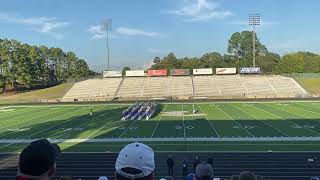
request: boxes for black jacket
[167,158,174,168]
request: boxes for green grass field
[1,101,320,152]
[295,78,320,95]
[0,83,74,104]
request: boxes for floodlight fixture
[102,19,112,70]
[248,13,261,67]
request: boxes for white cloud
[0,13,69,38]
[116,27,160,37]
[88,25,160,40]
[88,25,105,40]
[165,0,232,21]
[88,25,120,40]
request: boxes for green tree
[256,52,281,73]
[276,53,304,73]
[76,59,90,78]
[228,31,268,67]
[180,57,201,70]
[304,56,320,73]
[122,66,131,76]
[0,38,91,92]
[151,52,180,70]
[296,52,320,73]
[153,56,161,64]
[199,52,223,68]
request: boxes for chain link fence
[282,73,320,78]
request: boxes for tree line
[0,39,91,92]
[151,31,320,74]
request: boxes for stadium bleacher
[1,152,319,180]
[169,76,193,98]
[62,75,308,101]
[117,77,146,98]
[143,77,169,97]
[63,78,122,101]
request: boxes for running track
[0,152,319,179]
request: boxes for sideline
[2,136,320,144]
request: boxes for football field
[1,101,320,152]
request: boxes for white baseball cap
[115,142,155,179]
[98,176,108,180]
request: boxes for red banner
[147,69,167,76]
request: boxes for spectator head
[115,142,155,180]
[98,176,109,180]
[17,139,61,180]
[310,177,320,180]
[239,171,257,180]
[195,162,213,180]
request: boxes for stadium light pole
[102,19,112,70]
[249,13,261,68]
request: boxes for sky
[0,0,320,71]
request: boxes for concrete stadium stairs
[1,152,320,179]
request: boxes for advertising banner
[125,70,145,77]
[170,69,190,76]
[215,68,237,75]
[193,68,213,75]
[103,71,122,78]
[240,67,261,74]
[147,69,167,76]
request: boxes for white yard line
[288,104,320,115]
[118,111,142,138]
[25,108,88,139]
[0,107,34,120]
[86,120,121,139]
[197,104,220,137]
[295,103,320,110]
[273,105,320,135]
[256,104,320,136]
[0,107,74,131]
[2,136,320,144]
[214,105,255,137]
[0,108,41,124]
[52,106,109,139]
[182,104,186,138]
[151,104,168,138]
[0,108,86,149]
[84,107,123,139]
[0,108,80,140]
[231,104,289,137]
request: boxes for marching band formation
[121,102,157,121]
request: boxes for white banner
[125,70,145,77]
[215,68,237,75]
[240,67,261,74]
[103,71,122,77]
[193,68,213,75]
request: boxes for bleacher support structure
[62,75,309,102]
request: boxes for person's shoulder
[186,173,195,179]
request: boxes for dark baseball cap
[18,139,61,176]
[196,162,213,180]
